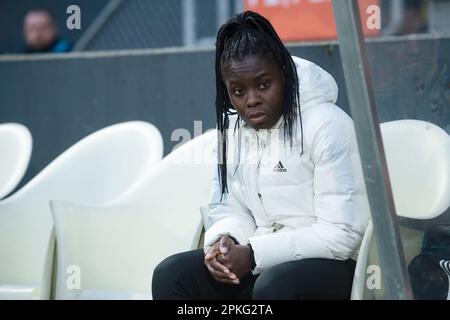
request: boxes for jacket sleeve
[202,166,257,248]
[248,108,370,274]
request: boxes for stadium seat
[351,120,450,300]
[0,121,163,299]
[0,123,32,199]
[50,130,216,299]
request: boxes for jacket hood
[292,56,339,113]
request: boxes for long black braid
[215,11,303,197]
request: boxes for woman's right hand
[204,236,240,285]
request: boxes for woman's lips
[248,112,267,124]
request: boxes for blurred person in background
[23,9,72,54]
[399,0,428,35]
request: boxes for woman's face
[222,54,285,130]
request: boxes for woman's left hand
[217,243,252,282]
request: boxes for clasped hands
[204,235,253,285]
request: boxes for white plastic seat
[0,121,163,300]
[351,119,450,300]
[50,130,216,299]
[0,123,32,200]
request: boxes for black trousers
[152,249,356,300]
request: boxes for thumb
[204,243,219,260]
[219,236,230,254]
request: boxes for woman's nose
[246,89,261,108]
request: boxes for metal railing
[332,0,413,300]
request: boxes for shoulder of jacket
[299,103,354,148]
[303,104,352,128]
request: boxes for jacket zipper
[256,137,283,233]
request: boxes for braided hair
[215,11,303,197]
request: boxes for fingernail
[229,273,237,279]
[223,268,230,274]
[233,279,240,284]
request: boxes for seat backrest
[380,120,450,219]
[0,123,32,199]
[111,129,217,254]
[351,120,450,299]
[51,130,217,299]
[0,121,163,299]
[351,220,373,300]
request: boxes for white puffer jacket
[202,56,370,274]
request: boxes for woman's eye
[258,81,270,90]
[232,88,245,96]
